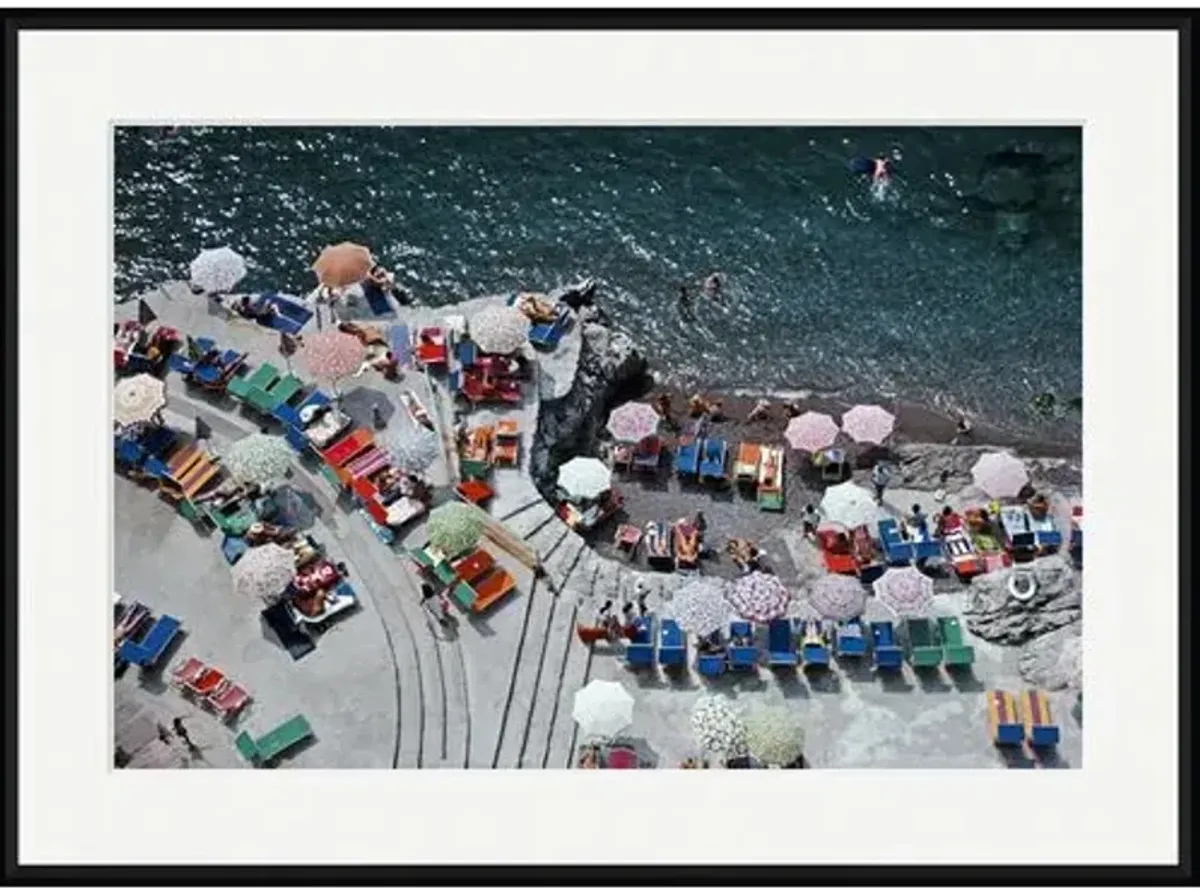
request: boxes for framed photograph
[7,8,1189,884]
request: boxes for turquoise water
[113,126,1081,436]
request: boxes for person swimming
[848,154,894,184]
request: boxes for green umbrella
[744,705,806,767]
[426,502,485,557]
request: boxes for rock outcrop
[1017,621,1082,690]
[963,553,1081,645]
[892,443,1081,492]
[530,306,648,494]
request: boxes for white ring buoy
[1008,570,1038,602]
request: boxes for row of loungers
[618,616,975,674]
[988,689,1060,749]
[409,544,518,614]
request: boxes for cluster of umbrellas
[556,457,612,502]
[113,374,167,429]
[606,401,660,443]
[426,502,485,557]
[783,404,896,452]
[469,305,529,355]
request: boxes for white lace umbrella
[223,433,292,486]
[841,404,896,445]
[784,411,840,452]
[557,457,612,501]
[873,566,935,618]
[426,502,485,557]
[669,578,733,636]
[469,305,529,355]
[297,329,364,387]
[232,543,296,604]
[806,574,868,621]
[189,246,247,294]
[606,402,661,443]
[691,696,748,758]
[971,451,1030,499]
[113,374,167,428]
[385,426,442,474]
[572,679,634,740]
[726,571,792,623]
[744,705,806,766]
[820,481,882,530]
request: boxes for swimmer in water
[703,272,723,301]
[871,156,892,184]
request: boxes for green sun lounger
[245,372,304,415]
[227,363,281,403]
[936,615,976,667]
[235,714,313,766]
[203,499,259,536]
[903,617,943,668]
[410,547,458,586]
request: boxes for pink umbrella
[726,571,792,623]
[784,411,840,452]
[805,574,868,621]
[606,402,661,443]
[841,404,896,445]
[872,566,934,618]
[971,451,1029,499]
[296,330,364,388]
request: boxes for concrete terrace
[114,282,1081,769]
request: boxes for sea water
[113,126,1082,437]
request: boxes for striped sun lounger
[1020,689,1060,749]
[345,446,391,481]
[987,689,1024,746]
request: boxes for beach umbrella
[690,696,749,759]
[222,433,292,486]
[384,426,442,474]
[605,401,661,443]
[232,543,296,604]
[873,566,935,618]
[971,451,1030,499]
[469,305,529,355]
[556,457,612,501]
[426,502,485,557]
[189,246,247,294]
[312,241,374,289]
[805,574,868,621]
[841,404,896,445]
[726,571,792,623]
[744,705,806,767]
[784,411,840,452]
[820,481,882,530]
[296,329,364,387]
[571,679,635,740]
[669,578,733,637]
[113,374,167,428]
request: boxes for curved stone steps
[521,552,598,768]
[545,556,607,768]
[505,501,556,541]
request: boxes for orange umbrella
[311,242,373,289]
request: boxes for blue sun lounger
[658,618,687,667]
[625,616,656,668]
[801,620,831,667]
[767,618,798,667]
[115,434,145,469]
[222,534,249,565]
[361,282,395,317]
[675,436,700,477]
[728,621,758,671]
[697,649,727,678]
[699,438,728,481]
[529,305,571,350]
[835,618,868,659]
[258,293,314,335]
[135,427,180,481]
[117,614,182,667]
[389,324,412,368]
[193,348,247,387]
[878,518,917,564]
[871,620,904,670]
[457,338,478,368]
[913,537,944,562]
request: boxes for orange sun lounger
[734,442,761,483]
[987,689,1024,746]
